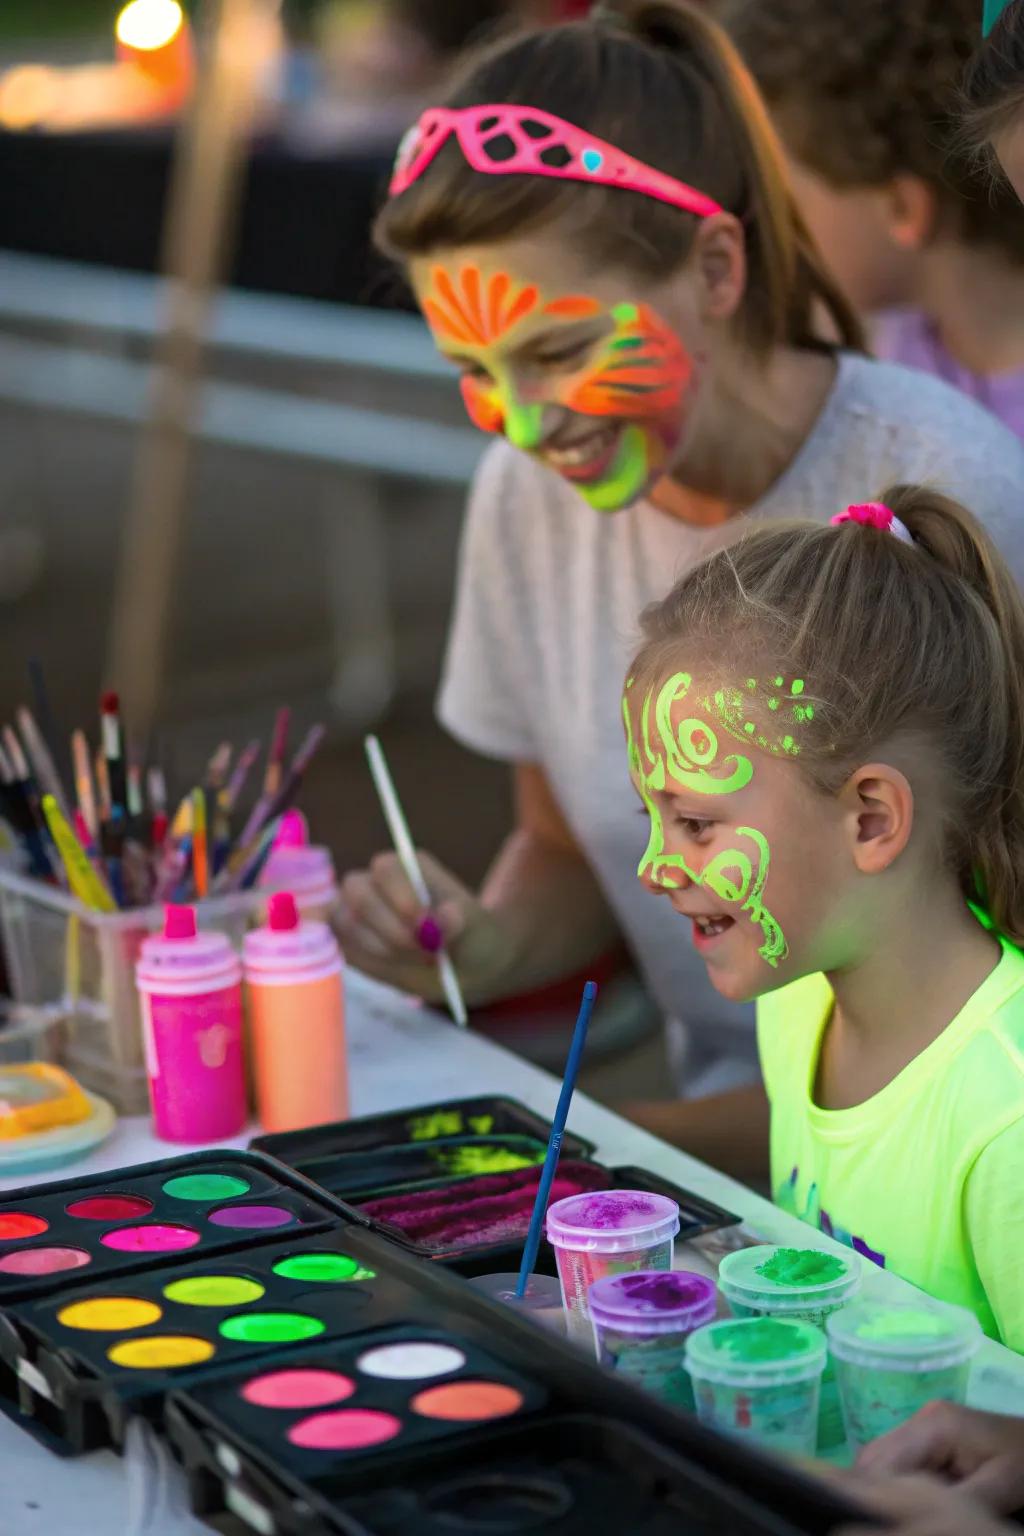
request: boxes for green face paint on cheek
[622,673,789,968]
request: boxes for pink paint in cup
[135,905,246,1143]
[546,1190,680,1343]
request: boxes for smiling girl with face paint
[622,488,1024,1351]
[337,1,1024,1100]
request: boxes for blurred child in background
[721,0,1024,438]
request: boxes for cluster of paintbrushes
[0,693,326,913]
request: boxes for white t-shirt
[438,353,1024,1093]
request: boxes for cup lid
[546,1190,680,1253]
[686,1317,827,1382]
[137,919,240,988]
[826,1300,982,1367]
[589,1269,717,1334]
[719,1245,861,1308]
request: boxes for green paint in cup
[826,1300,981,1451]
[685,1317,827,1457]
[719,1244,861,1449]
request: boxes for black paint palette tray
[0,1149,355,1306]
[169,1387,849,1536]
[266,1133,549,1201]
[250,1094,596,1165]
[0,1227,392,1453]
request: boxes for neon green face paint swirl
[624,672,797,968]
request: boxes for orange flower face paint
[421,263,696,512]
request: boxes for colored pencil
[100,691,127,813]
[515,979,597,1299]
[191,788,209,898]
[364,733,468,1030]
[41,796,116,912]
[72,731,99,842]
[16,706,69,815]
[265,706,290,796]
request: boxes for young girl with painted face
[624,489,1024,1349]
[338,0,1024,1097]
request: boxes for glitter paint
[219,1311,325,1344]
[408,1110,494,1139]
[755,1248,847,1287]
[0,1213,48,1241]
[162,1174,251,1202]
[271,1254,375,1284]
[287,1408,402,1451]
[100,1224,200,1254]
[356,1342,466,1381]
[108,1335,216,1369]
[207,1205,292,1231]
[0,1246,91,1275]
[242,1369,356,1410]
[163,1276,266,1307]
[57,1296,162,1331]
[431,1145,541,1176]
[358,1159,611,1254]
[711,1319,811,1364]
[410,1380,524,1423]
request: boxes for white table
[2,973,1023,1536]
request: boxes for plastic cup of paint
[469,1273,565,1334]
[589,1268,717,1410]
[719,1244,861,1449]
[685,1317,827,1456]
[827,1300,982,1452]
[546,1190,680,1343]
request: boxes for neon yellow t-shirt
[757,931,1024,1352]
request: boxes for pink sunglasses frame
[389,103,723,219]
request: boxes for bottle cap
[268,892,299,932]
[164,904,197,941]
[276,810,308,849]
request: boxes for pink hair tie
[830,502,914,545]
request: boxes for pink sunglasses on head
[389,103,723,219]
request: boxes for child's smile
[411,246,700,513]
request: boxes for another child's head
[964,0,1024,206]
[623,489,1024,1002]
[375,0,861,514]
[721,0,1024,313]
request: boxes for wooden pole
[106,0,282,736]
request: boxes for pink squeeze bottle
[135,905,246,1142]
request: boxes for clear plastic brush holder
[0,870,265,1113]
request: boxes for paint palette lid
[589,1269,717,1335]
[719,1245,861,1311]
[826,1300,982,1372]
[0,1090,114,1172]
[0,1064,92,1140]
[546,1190,680,1253]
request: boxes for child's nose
[638,864,692,897]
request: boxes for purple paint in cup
[589,1268,717,1409]
[546,1190,680,1343]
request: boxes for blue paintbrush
[515,979,598,1300]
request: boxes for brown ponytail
[375,0,865,357]
[629,484,1024,943]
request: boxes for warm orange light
[0,66,62,130]
[115,0,184,53]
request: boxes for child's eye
[535,341,591,368]
[674,815,712,838]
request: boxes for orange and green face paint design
[623,672,814,968]
[422,263,695,512]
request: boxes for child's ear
[691,212,747,324]
[883,175,937,252]
[839,764,914,874]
